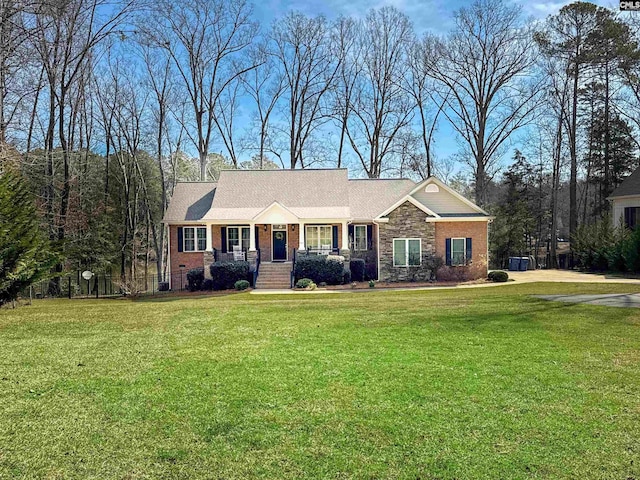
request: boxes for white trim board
[375,195,440,220]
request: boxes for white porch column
[249,222,256,251]
[206,223,213,251]
[298,222,305,250]
[204,223,214,280]
[341,221,349,250]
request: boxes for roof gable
[378,194,439,219]
[252,201,299,224]
[610,167,640,199]
[409,177,488,216]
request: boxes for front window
[228,226,250,251]
[393,238,421,266]
[451,238,466,266]
[184,227,207,252]
[625,207,639,229]
[354,225,367,251]
[306,225,333,250]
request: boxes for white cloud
[517,0,617,19]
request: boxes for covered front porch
[207,222,350,264]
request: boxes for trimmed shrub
[158,282,169,292]
[202,279,214,290]
[295,278,314,289]
[350,259,365,282]
[622,226,640,273]
[210,261,250,290]
[488,270,509,282]
[294,255,344,285]
[369,280,375,288]
[234,279,250,291]
[342,268,351,284]
[186,267,204,291]
[364,263,377,281]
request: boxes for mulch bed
[324,278,490,290]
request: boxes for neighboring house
[162,169,492,289]
[609,166,640,229]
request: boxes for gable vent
[425,184,440,193]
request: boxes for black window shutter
[255,226,260,250]
[445,238,452,266]
[625,208,631,228]
[348,225,354,249]
[466,238,473,263]
[367,225,373,250]
[177,227,183,253]
[221,227,227,253]
[332,225,339,249]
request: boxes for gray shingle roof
[163,170,487,223]
[610,167,640,198]
[204,169,351,220]
[348,178,416,220]
[162,182,217,222]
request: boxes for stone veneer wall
[378,201,436,282]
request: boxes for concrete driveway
[534,293,640,308]
[250,269,640,294]
[506,269,640,284]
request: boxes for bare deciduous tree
[344,7,414,178]
[271,12,339,169]
[142,0,258,179]
[330,15,361,169]
[425,0,539,206]
[240,43,284,169]
[405,35,449,179]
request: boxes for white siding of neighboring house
[411,187,478,215]
[611,195,640,227]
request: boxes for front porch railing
[213,248,248,263]
[297,247,340,256]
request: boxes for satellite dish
[82,270,94,281]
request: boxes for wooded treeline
[1,0,640,283]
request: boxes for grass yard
[1,283,639,479]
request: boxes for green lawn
[1,283,639,479]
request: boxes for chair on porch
[233,245,245,261]
[320,244,332,255]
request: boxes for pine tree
[0,171,57,306]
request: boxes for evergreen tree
[0,171,57,306]
[489,151,538,268]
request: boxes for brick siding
[434,221,488,280]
